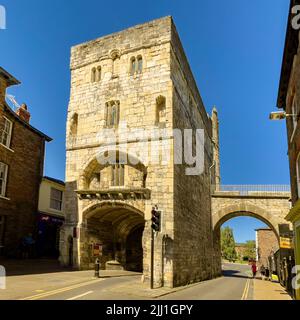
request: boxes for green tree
[244,240,256,261]
[221,227,237,262]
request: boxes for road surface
[17,263,253,300]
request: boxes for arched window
[156,96,166,126]
[96,66,101,82]
[91,68,96,83]
[106,101,120,127]
[130,57,136,76]
[70,113,78,136]
[137,56,143,74]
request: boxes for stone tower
[60,16,220,288]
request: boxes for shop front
[37,213,64,259]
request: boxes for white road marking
[67,291,94,300]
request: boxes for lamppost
[269,111,296,120]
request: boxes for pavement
[253,278,292,300]
[0,259,293,300]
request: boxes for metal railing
[212,185,291,196]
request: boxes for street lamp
[269,111,295,120]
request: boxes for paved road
[163,263,253,300]
[17,263,253,300]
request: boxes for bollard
[95,258,100,278]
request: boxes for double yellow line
[19,279,103,301]
[241,278,251,300]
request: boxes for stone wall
[256,229,279,269]
[170,20,219,285]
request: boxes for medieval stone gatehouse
[60,16,220,288]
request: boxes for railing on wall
[212,185,291,196]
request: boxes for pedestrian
[251,262,257,278]
[260,264,266,280]
[21,233,36,259]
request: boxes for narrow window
[1,117,13,148]
[96,66,101,82]
[70,113,78,136]
[130,57,136,76]
[111,164,125,187]
[137,56,143,74]
[0,162,8,197]
[106,101,120,127]
[50,188,63,211]
[91,68,96,83]
[156,96,167,126]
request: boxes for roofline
[3,102,52,142]
[255,228,273,231]
[71,16,172,50]
[43,176,65,186]
[0,67,21,87]
[277,0,300,109]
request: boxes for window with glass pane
[1,118,13,148]
[0,162,8,197]
[50,188,63,211]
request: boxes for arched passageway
[83,203,145,272]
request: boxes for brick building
[0,67,51,257]
[255,228,279,269]
[276,0,300,300]
[60,16,221,288]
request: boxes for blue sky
[0,0,290,242]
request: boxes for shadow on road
[222,269,250,280]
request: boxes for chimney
[16,103,31,123]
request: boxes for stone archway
[210,202,291,277]
[80,202,145,272]
[78,150,148,190]
[213,203,281,239]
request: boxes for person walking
[260,264,266,280]
[251,262,257,278]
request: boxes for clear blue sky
[0,0,290,242]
